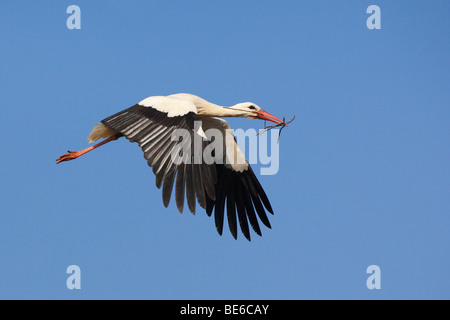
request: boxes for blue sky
[0,1,449,299]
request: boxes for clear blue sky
[0,1,449,299]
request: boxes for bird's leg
[56,135,119,164]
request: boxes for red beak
[256,110,285,125]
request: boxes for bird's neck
[197,104,246,118]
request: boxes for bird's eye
[248,105,256,110]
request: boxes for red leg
[56,135,119,164]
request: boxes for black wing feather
[235,178,251,241]
[226,179,237,239]
[206,164,273,240]
[175,164,185,213]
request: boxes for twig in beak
[257,115,295,142]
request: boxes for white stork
[56,93,286,241]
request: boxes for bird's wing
[100,96,217,214]
[201,117,274,241]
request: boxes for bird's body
[57,93,286,241]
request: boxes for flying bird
[56,93,286,241]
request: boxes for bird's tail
[87,124,119,143]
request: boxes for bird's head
[229,102,286,125]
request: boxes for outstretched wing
[101,96,217,214]
[202,117,274,241]
[101,97,273,241]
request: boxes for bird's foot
[56,150,81,164]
